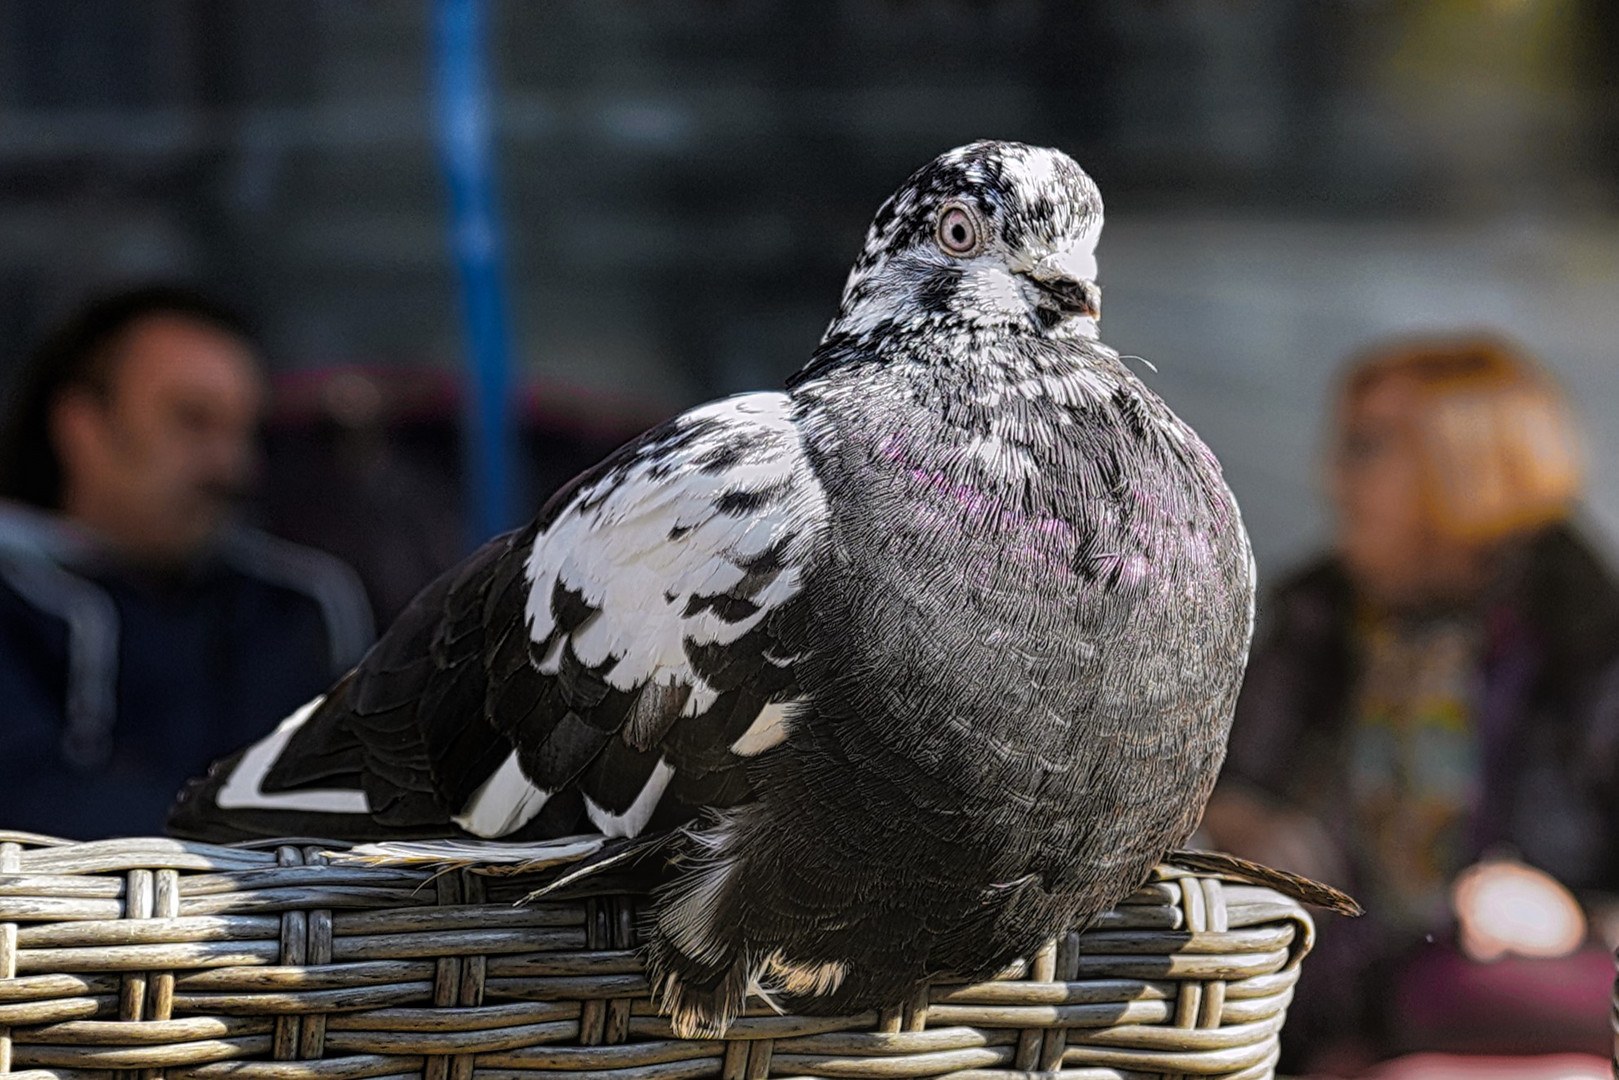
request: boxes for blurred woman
[1204,337,1619,1069]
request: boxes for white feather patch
[216,696,371,814]
[452,750,551,838]
[965,433,1037,480]
[519,392,826,730]
[585,759,675,838]
[761,952,848,996]
[536,634,565,675]
[730,701,792,756]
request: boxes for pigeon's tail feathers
[1167,849,1363,917]
[167,682,400,843]
[260,675,367,790]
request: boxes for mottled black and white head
[825,141,1104,347]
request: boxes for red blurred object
[268,364,671,441]
[1356,1051,1609,1079]
[258,364,669,623]
[1387,938,1613,1057]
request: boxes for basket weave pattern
[0,834,1312,1080]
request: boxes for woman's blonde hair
[1341,337,1581,544]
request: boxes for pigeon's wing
[168,391,828,844]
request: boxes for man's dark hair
[0,285,255,509]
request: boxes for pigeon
[170,140,1257,1037]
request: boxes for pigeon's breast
[795,376,1252,824]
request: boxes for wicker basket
[0,833,1313,1080]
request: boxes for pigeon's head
[826,141,1104,347]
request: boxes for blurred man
[0,286,372,839]
[1203,338,1619,1069]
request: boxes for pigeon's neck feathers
[789,332,1210,498]
[789,315,1118,406]
[789,309,1097,395]
[816,282,1098,355]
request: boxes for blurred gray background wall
[2,0,1616,588]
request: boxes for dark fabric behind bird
[0,520,371,839]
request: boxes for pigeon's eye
[935,203,983,257]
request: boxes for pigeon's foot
[646,948,751,1039]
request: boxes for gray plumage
[172,141,1255,1038]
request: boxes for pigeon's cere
[171,141,1256,1038]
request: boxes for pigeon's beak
[1025,252,1101,320]
[1028,271,1101,320]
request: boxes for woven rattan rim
[0,834,1313,1080]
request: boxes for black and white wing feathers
[169,392,828,844]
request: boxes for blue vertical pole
[433,0,518,546]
